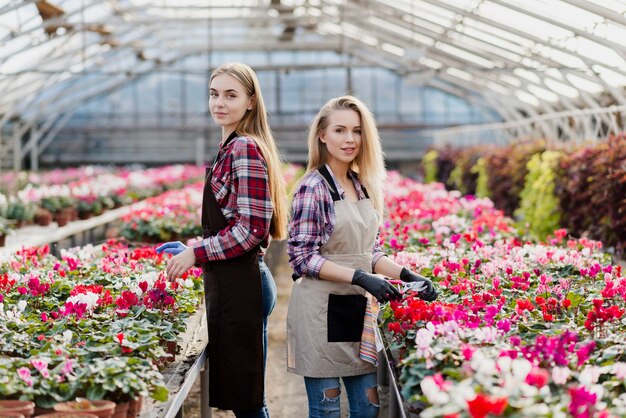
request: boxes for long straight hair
[306,95,386,217]
[210,63,287,240]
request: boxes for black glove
[351,269,402,303]
[400,267,438,301]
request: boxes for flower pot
[36,414,98,418]
[0,413,25,418]
[53,400,115,418]
[126,397,143,418]
[0,234,5,248]
[34,406,55,416]
[35,210,53,226]
[111,402,128,418]
[78,212,93,220]
[0,400,35,417]
[54,210,70,227]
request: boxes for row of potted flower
[377,172,626,417]
[0,165,206,246]
[0,240,204,415]
[118,183,203,244]
[0,166,112,195]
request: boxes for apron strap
[318,165,341,202]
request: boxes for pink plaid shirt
[287,165,386,278]
[193,134,272,262]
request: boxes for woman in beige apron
[287,96,438,418]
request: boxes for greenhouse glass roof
[3,0,626,127]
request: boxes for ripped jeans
[304,372,379,418]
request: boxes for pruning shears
[388,279,427,294]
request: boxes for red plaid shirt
[193,133,272,262]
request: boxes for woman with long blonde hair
[286,96,437,417]
[157,63,287,417]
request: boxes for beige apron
[287,168,380,378]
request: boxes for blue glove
[155,241,188,256]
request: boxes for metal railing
[432,105,626,147]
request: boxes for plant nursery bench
[139,304,210,418]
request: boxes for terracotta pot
[0,413,25,418]
[33,406,55,416]
[111,402,127,418]
[78,212,93,220]
[54,211,70,227]
[36,414,98,418]
[53,401,115,418]
[126,397,142,418]
[35,211,53,226]
[0,235,5,248]
[0,400,35,417]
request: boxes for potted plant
[76,198,103,220]
[4,199,35,228]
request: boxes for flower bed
[118,183,203,243]
[0,240,204,408]
[378,172,626,417]
[0,165,205,230]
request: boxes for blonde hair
[306,95,386,217]
[210,63,287,240]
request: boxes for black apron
[202,132,264,410]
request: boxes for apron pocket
[327,294,366,342]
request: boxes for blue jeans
[233,258,277,418]
[304,372,379,418]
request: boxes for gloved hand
[352,269,402,303]
[155,241,188,256]
[400,267,438,301]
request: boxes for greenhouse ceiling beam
[418,0,626,109]
[429,76,519,121]
[367,0,626,109]
[2,61,382,77]
[17,46,216,122]
[560,0,626,27]
[488,0,626,58]
[343,33,517,119]
[339,0,584,111]
[87,13,324,25]
[0,25,147,120]
[359,0,531,69]
[0,0,109,44]
[419,0,626,79]
[173,39,342,53]
[340,9,563,114]
[1,24,147,83]
[378,1,624,104]
[37,110,77,156]
[0,36,146,129]
[21,110,77,169]
[0,0,38,15]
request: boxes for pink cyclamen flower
[31,359,50,378]
[62,359,74,375]
[17,367,33,386]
